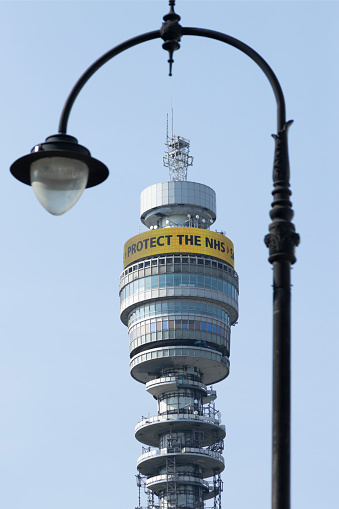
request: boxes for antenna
[171,106,174,139]
[163,111,193,181]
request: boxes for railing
[137,447,225,465]
[136,412,225,433]
[146,376,207,391]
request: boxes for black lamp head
[10,133,109,188]
[10,134,109,215]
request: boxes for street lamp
[11,133,109,215]
[10,1,299,508]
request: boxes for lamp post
[10,1,299,508]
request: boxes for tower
[119,132,239,509]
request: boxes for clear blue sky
[0,1,338,508]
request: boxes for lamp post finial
[160,0,182,76]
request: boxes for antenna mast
[163,111,193,181]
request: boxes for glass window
[168,302,174,312]
[159,275,166,288]
[150,322,156,332]
[197,275,204,288]
[156,303,162,314]
[217,326,221,335]
[182,321,188,329]
[182,301,188,311]
[174,274,181,286]
[201,322,206,331]
[169,320,175,330]
[194,321,200,330]
[156,321,162,331]
[182,274,189,286]
[207,323,212,332]
[145,277,151,290]
[166,274,174,286]
[218,279,223,292]
[162,302,168,312]
[189,321,194,330]
[175,321,181,330]
[175,301,181,312]
[205,276,211,289]
[163,321,168,330]
[213,324,217,333]
[189,302,195,312]
[150,304,155,315]
[195,302,201,313]
[152,275,158,289]
[189,274,197,287]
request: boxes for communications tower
[119,132,239,509]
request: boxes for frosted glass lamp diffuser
[31,157,89,215]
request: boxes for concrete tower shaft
[120,152,239,509]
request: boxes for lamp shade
[10,134,109,214]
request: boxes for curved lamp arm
[58,31,161,134]
[58,28,286,134]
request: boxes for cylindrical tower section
[120,177,238,509]
[140,181,216,229]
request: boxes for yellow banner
[123,227,234,269]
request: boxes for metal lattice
[166,455,177,509]
[213,472,223,509]
[163,114,193,181]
